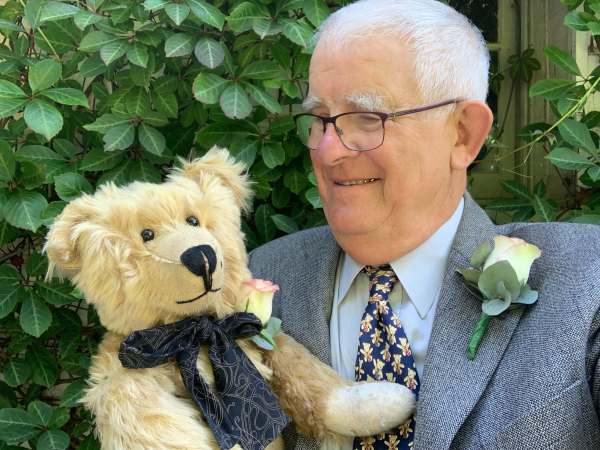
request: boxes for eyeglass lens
[298,113,385,151]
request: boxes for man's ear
[177,146,253,213]
[43,198,94,279]
[450,100,494,170]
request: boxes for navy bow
[118,312,289,450]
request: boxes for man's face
[307,37,459,245]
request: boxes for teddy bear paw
[323,382,416,436]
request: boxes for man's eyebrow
[345,92,392,111]
[302,95,322,110]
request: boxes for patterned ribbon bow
[118,312,289,450]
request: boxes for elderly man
[249,0,600,449]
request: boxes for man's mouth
[334,178,379,186]
[176,287,221,304]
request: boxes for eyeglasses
[294,98,462,152]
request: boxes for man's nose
[314,123,358,164]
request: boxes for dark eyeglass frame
[294,98,463,152]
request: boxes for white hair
[314,0,490,104]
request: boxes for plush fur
[44,147,415,450]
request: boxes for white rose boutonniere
[243,279,282,350]
[457,236,542,360]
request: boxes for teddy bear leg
[264,332,415,440]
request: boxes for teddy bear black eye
[186,216,199,226]
[141,229,155,242]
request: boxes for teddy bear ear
[178,146,253,213]
[43,198,94,279]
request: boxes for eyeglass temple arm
[387,98,462,119]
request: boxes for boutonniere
[457,236,542,360]
[243,278,282,350]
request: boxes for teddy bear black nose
[180,245,217,279]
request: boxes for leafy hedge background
[0,0,599,448]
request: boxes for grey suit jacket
[249,194,600,450]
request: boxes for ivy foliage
[0,0,335,447]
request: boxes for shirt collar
[337,198,464,318]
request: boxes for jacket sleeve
[587,303,600,416]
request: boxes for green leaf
[36,429,69,450]
[470,241,492,268]
[0,99,27,119]
[481,297,511,316]
[141,111,169,127]
[0,140,15,182]
[127,43,149,68]
[253,19,283,39]
[29,347,59,388]
[40,88,89,107]
[255,204,276,241]
[24,100,63,140]
[3,360,32,388]
[229,139,257,168]
[185,0,225,30]
[59,380,87,408]
[227,2,268,33]
[305,187,322,208]
[528,79,575,100]
[143,0,170,10]
[138,123,165,156]
[129,160,162,183]
[25,0,46,29]
[28,59,62,93]
[0,80,26,99]
[48,408,70,429]
[40,201,66,227]
[588,166,600,182]
[564,10,588,31]
[281,19,314,48]
[125,88,151,116]
[194,38,225,69]
[79,55,107,78]
[0,283,21,320]
[271,214,298,233]
[165,3,190,25]
[3,190,47,232]
[0,408,41,443]
[27,401,52,427]
[79,31,120,52]
[302,0,329,27]
[84,113,131,133]
[544,46,581,76]
[245,83,282,114]
[100,40,129,65]
[73,10,103,30]
[54,173,94,201]
[192,73,229,104]
[39,1,80,23]
[16,145,67,175]
[0,18,23,33]
[261,142,285,168]
[219,83,252,119]
[545,147,594,170]
[533,195,555,222]
[103,123,135,151]
[164,33,194,57]
[19,292,52,337]
[558,119,597,154]
[283,169,307,194]
[500,180,531,200]
[80,148,125,172]
[240,60,282,80]
[153,91,178,118]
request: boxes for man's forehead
[302,91,394,112]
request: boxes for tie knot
[363,264,398,288]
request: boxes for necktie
[353,265,420,450]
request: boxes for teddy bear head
[44,147,253,335]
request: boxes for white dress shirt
[324,200,464,450]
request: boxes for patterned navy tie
[353,265,420,450]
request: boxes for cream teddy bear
[44,147,415,450]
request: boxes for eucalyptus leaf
[478,260,520,301]
[481,297,511,316]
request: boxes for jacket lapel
[413,194,525,449]
[279,227,340,366]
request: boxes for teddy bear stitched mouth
[176,287,221,305]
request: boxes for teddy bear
[44,147,415,450]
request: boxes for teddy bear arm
[264,332,416,440]
[84,357,221,450]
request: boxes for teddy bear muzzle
[177,244,221,304]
